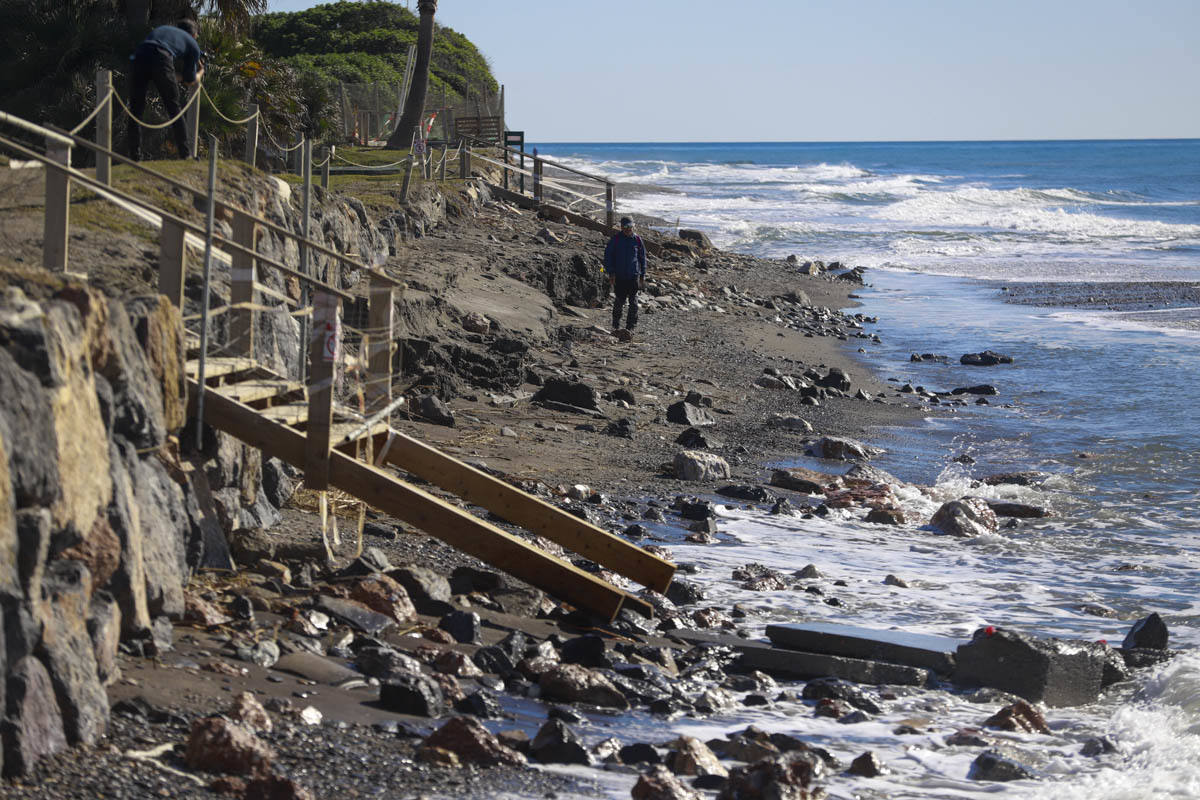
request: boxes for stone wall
[0,282,253,775]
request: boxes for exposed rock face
[185,716,275,776]
[1,656,68,776]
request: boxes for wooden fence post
[304,290,339,490]
[95,69,112,186]
[400,154,414,204]
[186,85,200,158]
[293,136,305,176]
[321,146,331,189]
[459,144,469,180]
[439,147,447,182]
[158,220,186,308]
[366,273,395,418]
[244,103,259,168]
[229,211,256,357]
[533,157,543,203]
[605,182,615,229]
[42,139,71,273]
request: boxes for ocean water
[530,140,1200,798]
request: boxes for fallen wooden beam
[192,383,633,620]
[374,430,675,593]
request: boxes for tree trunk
[386,0,437,150]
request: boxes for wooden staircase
[187,358,675,621]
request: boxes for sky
[265,0,1200,142]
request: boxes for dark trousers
[612,278,640,330]
[128,47,190,160]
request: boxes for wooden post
[321,146,331,189]
[366,274,395,418]
[503,141,509,191]
[605,182,615,229]
[533,157,543,203]
[158,219,186,308]
[300,139,312,281]
[42,139,71,273]
[186,85,200,158]
[293,136,305,176]
[439,146,447,182]
[459,144,469,180]
[400,154,414,204]
[229,211,256,357]
[304,290,339,490]
[95,69,112,186]
[244,103,259,167]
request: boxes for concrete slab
[766,622,961,675]
[671,630,931,686]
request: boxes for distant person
[603,216,647,332]
[127,19,205,161]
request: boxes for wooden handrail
[48,126,403,288]
[0,130,354,302]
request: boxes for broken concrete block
[953,627,1107,707]
[766,622,959,675]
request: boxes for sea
[519,140,1200,799]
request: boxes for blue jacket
[604,232,646,280]
[134,25,203,84]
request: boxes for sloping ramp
[193,379,664,620]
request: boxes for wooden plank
[303,291,338,490]
[191,384,629,620]
[43,143,71,273]
[159,219,186,308]
[365,275,395,417]
[185,356,259,380]
[213,379,301,405]
[331,421,388,450]
[260,403,309,426]
[228,211,256,358]
[377,430,675,593]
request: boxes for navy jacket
[603,232,646,280]
[134,25,203,83]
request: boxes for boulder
[987,501,1049,519]
[678,229,713,250]
[667,401,715,427]
[315,596,395,636]
[765,414,813,433]
[1,656,68,776]
[968,749,1033,781]
[538,663,629,709]
[418,716,526,767]
[717,752,825,799]
[86,591,122,686]
[388,566,453,615]
[665,736,727,777]
[674,451,731,481]
[805,436,878,461]
[530,719,592,765]
[356,647,424,682]
[348,575,417,625]
[960,350,1014,367]
[438,610,482,645]
[983,700,1049,734]
[769,468,830,495]
[930,497,998,537]
[185,717,274,776]
[1122,613,1168,650]
[533,378,600,411]
[380,673,446,717]
[953,627,1108,707]
[413,394,455,427]
[229,692,273,734]
[716,485,775,503]
[980,471,1048,487]
[847,752,886,777]
[675,427,721,449]
[632,765,700,800]
[460,311,491,334]
[816,368,851,392]
[951,384,999,396]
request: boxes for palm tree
[386,0,436,149]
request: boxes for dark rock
[1120,647,1175,669]
[387,566,453,615]
[561,635,611,668]
[1,656,68,776]
[185,716,274,776]
[717,752,825,799]
[260,457,296,510]
[438,610,482,645]
[1122,612,1168,650]
[621,742,662,765]
[953,627,1108,706]
[547,705,586,724]
[960,350,1014,366]
[632,765,698,800]
[604,417,636,438]
[716,485,775,503]
[315,596,395,636]
[533,378,600,411]
[539,663,629,709]
[496,630,528,662]
[984,700,1050,733]
[952,384,999,395]
[980,471,1047,487]
[968,749,1033,781]
[847,751,886,777]
[679,229,713,250]
[472,646,516,677]
[675,427,722,449]
[666,580,707,606]
[666,402,715,427]
[413,394,455,426]
[356,647,424,682]
[866,508,905,525]
[379,673,447,717]
[677,499,716,521]
[805,436,878,461]
[816,368,851,392]
[987,501,1049,518]
[1081,736,1118,756]
[801,677,883,714]
[455,690,504,719]
[531,719,592,765]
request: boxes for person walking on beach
[127,19,205,161]
[604,216,647,332]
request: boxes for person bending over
[127,19,205,160]
[603,216,647,332]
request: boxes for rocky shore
[0,158,1173,799]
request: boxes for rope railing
[333,151,411,170]
[200,85,260,126]
[258,118,305,154]
[70,88,114,135]
[110,85,200,131]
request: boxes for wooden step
[214,379,303,405]
[260,402,309,426]
[191,382,637,621]
[186,356,260,381]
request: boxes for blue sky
[266,0,1200,142]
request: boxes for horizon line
[524,136,1200,146]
